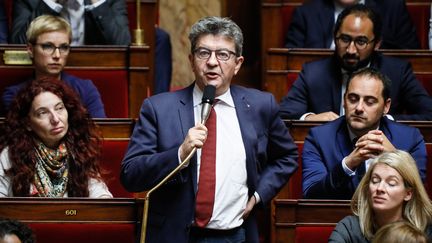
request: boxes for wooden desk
[261,0,431,101]
[260,0,431,56]
[0,198,144,243]
[0,45,151,118]
[0,197,143,223]
[95,118,135,139]
[0,118,135,140]
[272,199,351,243]
[266,48,432,102]
[284,119,432,144]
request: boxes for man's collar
[193,83,234,107]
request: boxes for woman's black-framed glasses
[35,43,71,55]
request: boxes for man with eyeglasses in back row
[2,15,106,118]
[279,4,432,121]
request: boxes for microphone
[201,85,216,124]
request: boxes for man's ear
[233,56,244,75]
[27,44,34,59]
[383,98,391,115]
[374,39,382,51]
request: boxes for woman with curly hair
[329,150,432,242]
[0,77,112,197]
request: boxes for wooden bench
[261,0,432,101]
[0,197,144,243]
[261,0,430,50]
[1,0,157,118]
[89,119,135,198]
[0,118,136,197]
[0,44,152,118]
[278,120,432,200]
[265,48,432,102]
[271,199,351,243]
[3,0,157,50]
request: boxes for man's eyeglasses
[35,43,71,55]
[335,34,375,50]
[193,47,237,61]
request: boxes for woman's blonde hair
[351,150,432,240]
[26,15,72,44]
[372,221,428,243]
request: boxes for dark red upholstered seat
[415,73,432,96]
[281,4,299,44]
[287,143,303,199]
[281,3,430,49]
[68,70,129,118]
[285,72,432,102]
[0,68,129,118]
[29,223,136,243]
[295,226,335,243]
[0,67,33,89]
[100,140,132,198]
[406,3,430,49]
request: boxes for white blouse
[0,147,112,198]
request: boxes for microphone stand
[139,115,210,243]
[132,0,145,45]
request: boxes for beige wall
[159,0,222,89]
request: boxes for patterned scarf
[32,140,69,197]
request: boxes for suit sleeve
[302,130,354,199]
[120,98,187,192]
[255,94,298,204]
[279,66,310,119]
[10,0,57,44]
[79,79,106,118]
[407,128,427,183]
[328,216,365,243]
[1,84,20,113]
[284,6,306,48]
[393,62,432,121]
[87,0,131,45]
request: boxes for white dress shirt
[190,84,248,229]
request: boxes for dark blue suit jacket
[302,116,427,199]
[285,0,420,49]
[2,72,106,118]
[279,54,432,120]
[120,84,298,243]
